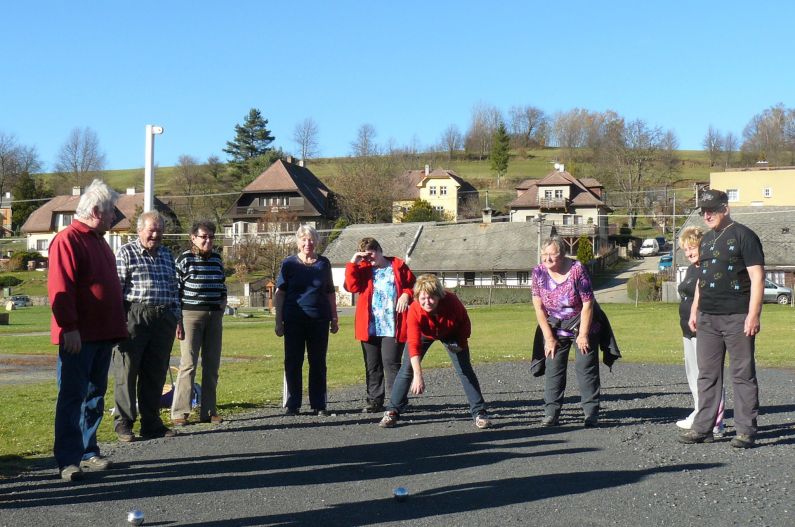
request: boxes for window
[544,190,553,199]
[440,186,447,196]
[492,272,506,285]
[763,187,772,198]
[563,215,571,225]
[429,185,437,196]
[433,205,445,213]
[554,189,564,199]
[57,213,73,227]
[574,215,583,225]
[37,239,49,251]
[517,271,529,284]
[727,189,739,202]
[464,272,475,285]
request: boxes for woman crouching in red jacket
[378,273,492,429]
[344,237,416,413]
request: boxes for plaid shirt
[116,239,180,318]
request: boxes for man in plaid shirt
[112,210,180,441]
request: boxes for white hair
[137,210,165,231]
[75,179,119,220]
[295,224,319,245]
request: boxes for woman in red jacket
[344,237,416,413]
[378,273,492,429]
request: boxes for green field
[1,302,793,475]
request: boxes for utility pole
[144,125,164,213]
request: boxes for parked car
[9,295,32,308]
[639,238,660,257]
[655,236,669,252]
[764,280,792,305]
[658,254,673,271]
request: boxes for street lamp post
[144,125,164,213]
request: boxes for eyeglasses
[700,208,724,216]
[195,234,215,240]
[541,252,561,259]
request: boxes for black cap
[699,189,728,211]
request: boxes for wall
[711,169,795,206]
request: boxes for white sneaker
[712,424,725,437]
[676,418,693,430]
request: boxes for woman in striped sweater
[171,220,227,426]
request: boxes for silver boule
[127,509,145,525]
[393,486,409,502]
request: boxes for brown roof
[232,159,331,216]
[21,193,170,233]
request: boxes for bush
[6,251,43,272]
[576,236,594,264]
[626,272,662,302]
[0,276,23,287]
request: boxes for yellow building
[710,167,795,207]
[392,166,478,222]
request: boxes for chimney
[72,186,83,196]
[298,159,305,168]
[425,164,430,176]
[482,206,495,224]
[286,155,294,164]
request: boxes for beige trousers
[171,310,223,420]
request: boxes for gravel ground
[1,362,793,527]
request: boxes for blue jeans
[54,340,113,469]
[386,338,486,419]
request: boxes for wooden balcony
[233,203,304,216]
[553,224,598,237]
[537,197,570,211]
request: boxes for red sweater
[344,257,415,342]
[406,293,471,357]
[48,220,128,345]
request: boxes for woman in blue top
[274,225,338,416]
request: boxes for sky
[3,1,795,172]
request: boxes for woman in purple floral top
[531,237,600,427]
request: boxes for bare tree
[723,132,738,168]
[613,119,664,227]
[173,155,210,220]
[464,103,502,160]
[741,104,793,165]
[439,124,463,161]
[0,132,43,202]
[292,117,320,160]
[55,127,106,189]
[508,105,547,147]
[332,155,396,223]
[702,126,723,167]
[351,124,378,157]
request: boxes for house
[709,167,795,207]
[324,213,555,306]
[508,165,612,255]
[392,165,479,222]
[0,192,12,237]
[223,157,336,254]
[20,186,177,258]
[676,206,795,287]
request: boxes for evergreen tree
[223,109,277,182]
[402,199,445,223]
[11,172,51,231]
[489,121,510,187]
[576,235,594,264]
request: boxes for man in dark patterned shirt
[112,210,180,441]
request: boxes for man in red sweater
[378,274,492,429]
[48,179,128,482]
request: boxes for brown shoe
[115,421,136,442]
[140,426,176,439]
[172,417,189,427]
[200,415,223,424]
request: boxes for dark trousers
[386,338,486,419]
[544,335,600,420]
[361,336,403,405]
[112,303,177,432]
[54,340,113,469]
[693,312,759,436]
[283,316,329,411]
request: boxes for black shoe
[362,402,385,414]
[584,417,599,428]
[541,415,559,427]
[284,407,299,416]
[315,409,330,417]
[115,421,136,442]
[730,434,755,449]
[140,426,176,439]
[678,429,714,444]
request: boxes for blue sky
[3,1,794,171]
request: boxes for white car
[639,238,660,257]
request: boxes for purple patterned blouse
[531,259,597,337]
